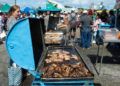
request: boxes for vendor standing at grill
[80,10,93,49]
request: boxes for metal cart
[6,18,94,86]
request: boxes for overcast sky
[0,0,116,9]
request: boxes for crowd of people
[38,9,116,49]
[0,4,117,85]
[0,5,116,49]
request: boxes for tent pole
[15,0,17,5]
[115,9,117,28]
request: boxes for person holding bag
[6,5,22,86]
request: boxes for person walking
[80,10,93,49]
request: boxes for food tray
[38,46,94,81]
[44,31,64,44]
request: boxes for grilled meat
[41,49,92,78]
[53,73,63,78]
[45,49,79,63]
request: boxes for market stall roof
[38,1,61,12]
[0,4,11,12]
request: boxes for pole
[115,9,117,28]
[15,0,16,5]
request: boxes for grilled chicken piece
[82,67,89,75]
[62,50,70,54]
[42,67,54,78]
[70,70,78,78]
[64,55,70,61]
[71,55,79,60]
[42,49,93,78]
[53,73,63,78]
[61,64,71,77]
[45,59,51,63]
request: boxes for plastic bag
[0,30,6,39]
[8,67,22,86]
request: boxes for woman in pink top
[92,14,102,43]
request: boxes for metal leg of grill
[99,45,104,75]
[96,45,100,65]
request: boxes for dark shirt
[48,16,57,31]
[109,15,115,28]
[80,14,92,28]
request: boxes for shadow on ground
[88,54,120,64]
[94,83,101,86]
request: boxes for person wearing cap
[80,10,93,49]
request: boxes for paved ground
[78,45,120,86]
[0,43,8,86]
[0,28,120,86]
